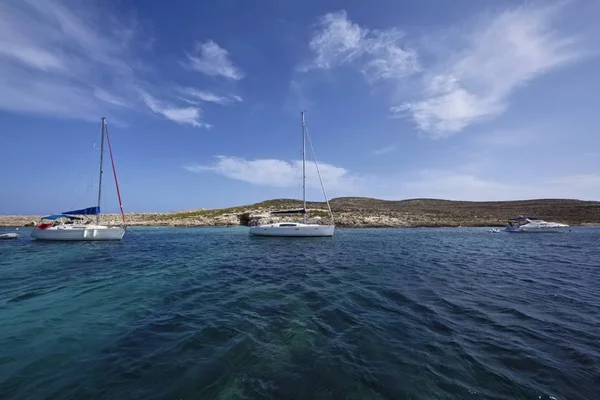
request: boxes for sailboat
[31,118,126,241]
[249,111,335,237]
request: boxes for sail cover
[62,206,100,215]
[42,214,84,220]
[271,209,306,215]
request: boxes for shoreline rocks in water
[1,197,599,228]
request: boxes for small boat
[32,118,126,241]
[0,233,19,240]
[504,216,568,233]
[249,111,335,237]
[488,228,500,233]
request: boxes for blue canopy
[62,206,100,215]
[41,214,84,221]
[271,209,306,215]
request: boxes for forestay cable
[304,124,335,226]
[104,122,126,226]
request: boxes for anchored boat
[504,216,568,233]
[249,112,335,237]
[31,118,126,241]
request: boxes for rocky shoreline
[2,197,599,228]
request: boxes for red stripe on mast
[104,122,126,225]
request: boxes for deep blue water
[0,226,599,400]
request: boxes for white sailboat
[249,111,335,237]
[32,118,126,241]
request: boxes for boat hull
[505,226,566,233]
[31,226,125,241]
[249,224,334,237]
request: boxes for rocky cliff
[1,197,599,227]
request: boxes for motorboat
[488,228,500,233]
[0,233,19,240]
[32,118,127,241]
[504,216,568,233]
[249,112,335,237]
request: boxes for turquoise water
[1,226,599,399]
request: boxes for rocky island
[1,197,599,228]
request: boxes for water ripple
[0,226,599,399]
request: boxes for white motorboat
[504,216,568,233]
[32,118,127,241]
[249,112,335,237]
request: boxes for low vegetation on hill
[1,198,599,228]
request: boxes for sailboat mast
[96,117,106,225]
[301,111,307,223]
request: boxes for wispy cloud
[0,1,226,127]
[185,156,360,192]
[283,79,314,113]
[301,10,419,82]
[396,170,600,201]
[0,0,137,120]
[400,170,516,201]
[186,155,600,201]
[93,87,130,108]
[141,92,209,128]
[372,144,397,155]
[301,6,584,140]
[397,4,583,137]
[183,40,244,80]
[177,87,242,106]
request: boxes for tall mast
[96,117,106,225]
[301,111,306,223]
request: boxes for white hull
[505,222,568,233]
[505,226,566,233]
[249,223,334,237]
[31,225,125,241]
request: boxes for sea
[0,226,599,400]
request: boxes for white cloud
[393,84,504,136]
[185,156,600,201]
[382,169,600,201]
[302,10,419,81]
[185,156,360,192]
[304,11,365,70]
[0,1,223,127]
[141,92,209,128]
[93,87,130,107]
[361,30,420,81]
[398,4,582,136]
[475,129,539,147]
[400,171,516,201]
[0,0,136,120]
[183,40,244,80]
[177,87,242,106]
[372,144,397,155]
[284,79,314,112]
[547,174,600,200]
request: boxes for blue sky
[0,0,599,214]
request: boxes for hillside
[1,197,599,227]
